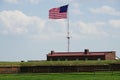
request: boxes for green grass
[0,60,120,67]
[0,62,21,67]
[20,60,120,66]
[0,72,120,80]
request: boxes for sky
[0,0,120,61]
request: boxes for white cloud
[30,20,108,40]
[0,10,68,40]
[3,0,43,4]
[71,2,82,15]
[90,6,120,16]
[0,10,45,35]
[76,21,107,37]
[3,0,18,3]
[29,19,67,40]
[109,19,120,28]
[29,0,43,4]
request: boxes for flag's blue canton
[60,5,68,13]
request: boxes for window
[98,58,101,61]
[76,58,79,61]
[65,58,68,61]
[85,58,88,61]
[50,58,52,61]
[57,58,60,61]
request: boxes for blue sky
[0,0,120,61]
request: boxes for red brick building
[47,49,116,61]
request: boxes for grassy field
[0,72,120,80]
[0,60,120,66]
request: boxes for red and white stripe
[49,8,67,19]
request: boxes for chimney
[84,49,89,54]
[51,50,54,55]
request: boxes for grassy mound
[0,60,120,67]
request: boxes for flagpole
[49,4,70,52]
[67,19,70,52]
[67,4,70,52]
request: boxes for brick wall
[0,64,120,74]
[105,51,116,60]
[0,66,20,74]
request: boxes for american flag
[49,5,68,19]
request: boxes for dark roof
[47,52,107,57]
[47,49,115,57]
